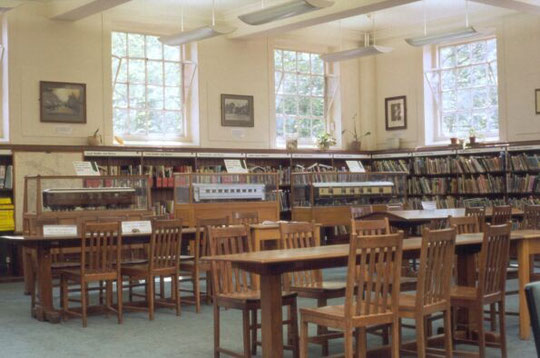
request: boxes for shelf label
[508,145,540,152]
[458,147,503,154]
[143,151,195,158]
[372,153,411,159]
[292,153,332,159]
[73,161,100,176]
[0,149,12,156]
[197,152,245,158]
[43,225,78,237]
[413,150,455,157]
[84,150,141,157]
[122,221,152,235]
[246,153,291,159]
[333,154,370,159]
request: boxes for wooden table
[0,228,196,323]
[205,230,540,357]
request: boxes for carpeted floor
[0,269,536,357]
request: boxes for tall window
[274,49,326,147]
[427,38,498,141]
[112,32,185,142]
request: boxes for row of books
[412,157,452,175]
[151,200,175,216]
[408,177,449,195]
[453,156,503,174]
[451,175,504,194]
[0,197,14,232]
[407,196,506,210]
[278,190,290,212]
[0,165,13,189]
[506,175,540,193]
[372,160,409,173]
[509,154,540,171]
[508,197,540,209]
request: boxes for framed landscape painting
[40,81,86,124]
[385,95,407,130]
[221,94,254,127]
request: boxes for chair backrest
[344,232,403,318]
[195,216,230,259]
[208,225,254,296]
[279,222,322,288]
[232,211,259,225]
[351,218,391,236]
[149,219,183,270]
[421,201,438,210]
[523,205,540,230]
[448,215,480,234]
[491,205,512,225]
[98,216,128,223]
[416,228,456,308]
[465,206,486,231]
[81,221,122,275]
[525,282,540,356]
[477,223,512,297]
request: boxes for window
[112,31,186,142]
[274,49,326,147]
[426,38,498,142]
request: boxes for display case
[173,172,280,227]
[291,171,407,226]
[23,175,153,235]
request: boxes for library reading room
[2,0,540,357]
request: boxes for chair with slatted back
[448,215,480,234]
[398,228,456,358]
[465,206,486,231]
[450,222,512,358]
[232,211,259,225]
[179,216,229,313]
[300,232,403,358]
[492,205,512,225]
[209,225,299,358]
[351,217,391,235]
[122,219,182,320]
[280,222,346,356]
[60,221,123,327]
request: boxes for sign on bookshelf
[333,154,371,159]
[412,150,456,157]
[508,145,540,152]
[142,151,196,158]
[458,148,504,154]
[84,150,142,157]
[0,149,12,156]
[292,153,332,159]
[246,153,291,159]
[372,153,411,159]
[197,152,245,158]
[73,161,100,176]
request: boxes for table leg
[260,273,283,358]
[518,240,531,340]
[456,249,476,333]
[34,243,61,323]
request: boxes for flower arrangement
[316,132,337,151]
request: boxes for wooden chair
[525,282,540,356]
[300,232,403,358]
[279,222,346,356]
[448,215,480,234]
[465,206,486,232]
[398,228,456,358]
[232,211,259,225]
[60,222,123,327]
[351,217,391,235]
[450,222,512,358]
[491,205,512,225]
[180,216,229,313]
[122,219,182,320]
[209,225,299,358]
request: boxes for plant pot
[317,143,330,151]
[285,138,298,151]
[450,137,458,145]
[87,135,102,146]
[469,136,476,145]
[349,140,361,151]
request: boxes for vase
[469,136,476,145]
[318,143,330,151]
[349,140,361,151]
[87,135,102,146]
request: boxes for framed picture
[221,94,254,127]
[536,89,540,115]
[40,81,86,124]
[385,95,407,130]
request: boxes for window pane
[472,88,488,108]
[439,47,455,69]
[471,65,487,86]
[128,59,145,83]
[311,76,324,96]
[129,109,147,135]
[283,96,297,115]
[164,111,183,134]
[146,36,163,60]
[283,51,296,72]
[114,58,127,83]
[456,67,471,88]
[487,39,497,62]
[442,91,456,111]
[312,119,324,138]
[165,87,181,110]
[147,85,164,109]
[297,75,311,95]
[274,50,282,70]
[147,60,163,85]
[128,33,144,58]
[441,70,455,91]
[471,41,486,64]
[129,84,145,108]
[456,44,470,66]
[311,98,324,116]
[298,118,311,138]
[113,83,128,108]
[113,108,129,135]
[165,62,181,86]
[311,54,323,74]
[457,89,472,110]
[148,110,164,134]
[283,74,297,94]
[112,32,127,57]
[164,45,180,61]
[297,52,310,73]
[285,117,297,136]
[298,97,310,116]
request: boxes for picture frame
[40,81,86,124]
[221,94,254,127]
[536,89,540,115]
[385,95,407,130]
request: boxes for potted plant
[450,137,458,146]
[469,128,477,146]
[342,115,371,151]
[316,132,337,151]
[88,128,102,146]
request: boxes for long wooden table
[382,208,523,224]
[205,230,540,358]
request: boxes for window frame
[272,47,329,149]
[111,30,190,143]
[427,36,499,144]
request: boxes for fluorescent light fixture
[52,0,132,21]
[238,0,334,26]
[159,25,236,46]
[321,45,393,62]
[405,26,480,47]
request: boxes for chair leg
[206,273,212,304]
[98,280,104,305]
[160,276,165,299]
[214,304,220,358]
[117,276,123,324]
[81,281,88,328]
[317,297,329,356]
[477,304,486,358]
[148,275,155,321]
[129,279,134,302]
[289,300,299,358]
[251,309,258,355]
[391,318,400,358]
[356,327,367,358]
[344,327,354,358]
[415,315,426,358]
[194,266,201,313]
[498,300,507,358]
[106,281,112,317]
[173,274,181,317]
[300,319,308,358]
[242,309,251,358]
[61,275,68,314]
[490,303,497,331]
[443,308,453,358]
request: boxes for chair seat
[179,260,210,272]
[301,302,393,323]
[217,290,296,304]
[122,264,176,277]
[60,268,118,282]
[450,285,479,301]
[51,261,81,270]
[290,281,346,293]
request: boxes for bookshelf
[0,149,16,280]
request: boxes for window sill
[118,140,198,147]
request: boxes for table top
[203,230,540,275]
[384,208,523,223]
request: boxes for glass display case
[23,175,152,235]
[173,172,280,227]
